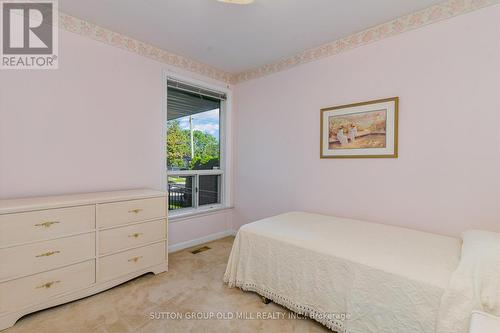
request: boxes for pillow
[460,230,500,313]
[436,230,500,333]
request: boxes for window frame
[163,71,232,221]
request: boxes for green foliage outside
[167,120,220,170]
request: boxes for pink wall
[233,5,500,237]
[0,29,233,246]
[168,210,232,246]
[1,6,499,243]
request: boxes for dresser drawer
[0,233,95,280]
[99,219,165,255]
[0,260,95,312]
[96,197,166,228]
[0,206,95,247]
[99,242,165,282]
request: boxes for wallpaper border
[58,0,500,85]
[59,13,233,84]
[232,0,500,83]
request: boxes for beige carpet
[5,236,330,333]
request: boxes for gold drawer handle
[128,209,143,214]
[36,280,60,289]
[34,221,60,228]
[128,233,143,239]
[36,250,60,258]
[128,256,142,263]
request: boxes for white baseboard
[168,229,236,253]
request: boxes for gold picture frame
[320,97,399,158]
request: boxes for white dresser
[0,189,168,331]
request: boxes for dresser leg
[0,313,23,331]
[151,263,168,275]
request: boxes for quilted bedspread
[224,212,462,333]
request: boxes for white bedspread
[224,212,462,333]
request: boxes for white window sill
[168,206,233,223]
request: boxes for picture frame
[320,97,399,158]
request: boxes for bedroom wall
[233,5,500,237]
[0,28,233,248]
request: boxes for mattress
[224,212,462,333]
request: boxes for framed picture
[320,97,398,158]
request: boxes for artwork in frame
[320,97,398,158]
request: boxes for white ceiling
[60,0,445,73]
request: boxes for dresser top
[0,189,167,214]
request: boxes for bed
[224,212,500,333]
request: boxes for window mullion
[219,173,223,205]
[194,174,199,209]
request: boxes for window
[166,79,226,215]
